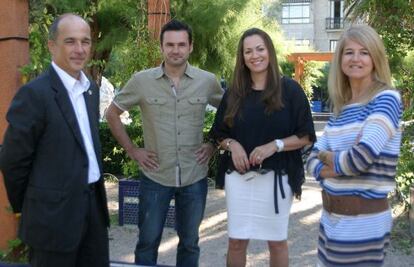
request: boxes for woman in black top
[210,28,315,267]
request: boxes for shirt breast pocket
[187,97,208,126]
[145,97,168,117]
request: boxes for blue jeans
[134,175,207,267]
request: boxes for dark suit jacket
[0,66,110,252]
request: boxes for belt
[226,168,286,176]
[321,190,389,216]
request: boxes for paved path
[106,179,413,267]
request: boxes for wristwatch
[274,139,284,152]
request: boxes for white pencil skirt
[225,171,293,241]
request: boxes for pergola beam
[287,52,334,81]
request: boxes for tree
[170,0,249,77]
[344,0,414,106]
[25,0,141,85]
[344,0,414,61]
[170,0,287,79]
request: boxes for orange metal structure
[0,0,29,250]
[148,0,171,40]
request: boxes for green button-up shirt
[113,64,223,186]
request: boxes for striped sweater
[306,89,402,198]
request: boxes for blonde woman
[306,25,403,266]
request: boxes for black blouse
[209,76,316,213]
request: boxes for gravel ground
[106,179,414,267]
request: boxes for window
[330,0,343,18]
[282,2,310,24]
[330,40,338,51]
[294,39,310,47]
[326,0,344,29]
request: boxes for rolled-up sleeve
[113,73,142,111]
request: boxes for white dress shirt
[52,62,100,184]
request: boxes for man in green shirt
[106,19,223,266]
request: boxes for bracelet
[226,139,233,151]
[275,139,284,152]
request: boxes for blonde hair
[328,24,393,115]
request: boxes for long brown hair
[224,28,283,127]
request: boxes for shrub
[396,121,414,207]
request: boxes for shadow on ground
[107,179,414,267]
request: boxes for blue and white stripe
[306,89,402,266]
[317,210,392,267]
[307,89,402,198]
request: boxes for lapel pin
[88,90,92,95]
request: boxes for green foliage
[203,110,219,179]
[263,0,283,21]
[100,109,144,178]
[171,0,287,79]
[0,238,28,263]
[109,213,119,225]
[171,0,248,77]
[104,34,160,88]
[344,0,414,107]
[396,122,414,207]
[25,0,143,84]
[203,110,216,133]
[0,208,29,263]
[100,122,127,175]
[280,61,294,78]
[345,0,414,62]
[26,0,288,86]
[299,61,325,102]
[20,3,54,79]
[313,63,330,102]
[397,50,414,120]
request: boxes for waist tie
[273,170,286,214]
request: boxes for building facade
[278,0,347,52]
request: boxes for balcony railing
[325,17,344,30]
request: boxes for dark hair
[48,13,85,41]
[224,28,283,127]
[160,19,192,45]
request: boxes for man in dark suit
[0,13,109,267]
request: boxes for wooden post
[0,0,29,250]
[147,0,171,40]
[294,57,304,82]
